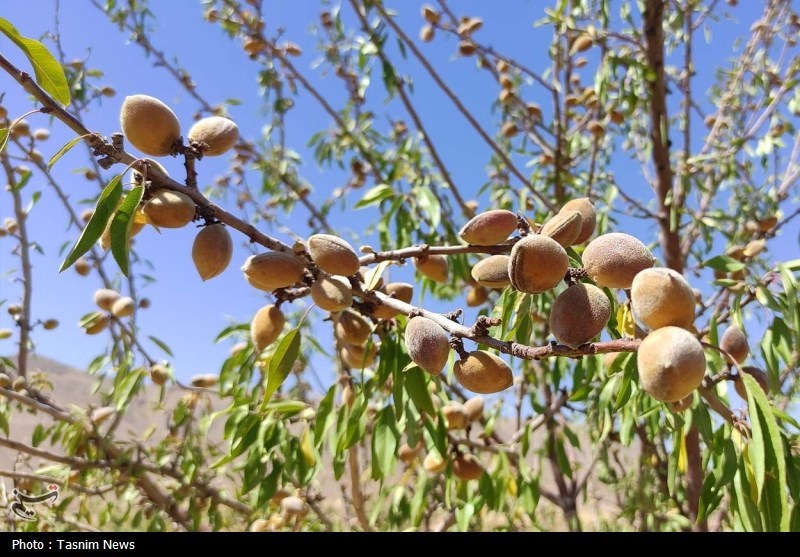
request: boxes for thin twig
[373,2,557,213]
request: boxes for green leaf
[0,17,71,106]
[733,457,762,531]
[415,186,441,229]
[0,129,8,154]
[147,335,173,357]
[59,175,122,272]
[263,399,308,416]
[455,502,475,532]
[701,255,745,272]
[355,184,394,209]
[743,373,789,531]
[261,328,301,408]
[371,407,398,480]
[32,424,46,447]
[363,260,392,292]
[47,135,84,170]
[314,386,336,445]
[110,185,144,276]
[404,367,434,415]
[257,462,282,506]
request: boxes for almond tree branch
[222,0,389,188]
[644,0,682,274]
[90,0,334,233]
[349,0,472,218]
[347,446,372,531]
[372,2,557,213]
[643,0,701,530]
[0,437,105,470]
[0,470,118,496]
[0,151,33,378]
[359,240,516,264]
[0,52,293,255]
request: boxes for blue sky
[0,1,796,405]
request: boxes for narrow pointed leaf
[59,175,122,272]
[110,185,144,276]
[47,135,84,170]
[743,373,789,531]
[0,17,71,105]
[261,328,301,408]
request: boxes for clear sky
[0,0,796,404]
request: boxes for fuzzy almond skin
[91,407,116,425]
[311,274,353,312]
[458,209,518,246]
[143,190,196,228]
[508,234,569,294]
[442,402,468,430]
[471,255,511,288]
[132,158,168,184]
[191,374,219,388]
[334,309,372,346]
[423,452,447,473]
[540,210,583,247]
[583,233,656,289]
[631,268,695,330]
[192,224,233,281]
[120,95,181,156]
[150,364,169,386]
[397,441,423,463]
[734,366,769,399]
[560,198,596,244]
[250,305,285,352]
[465,286,489,307]
[94,288,121,310]
[188,116,239,156]
[720,325,749,363]
[549,283,610,348]
[413,254,449,283]
[242,252,305,291]
[281,496,307,516]
[637,326,706,402]
[307,234,360,276]
[75,258,92,276]
[111,296,136,318]
[372,282,414,319]
[340,342,379,368]
[404,317,450,375]
[463,395,484,422]
[84,313,109,335]
[670,396,693,413]
[453,454,483,480]
[454,351,513,394]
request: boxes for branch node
[516,212,532,236]
[443,309,462,322]
[450,336,469,359]
[470,315,501,337]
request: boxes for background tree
[0,0,798,532]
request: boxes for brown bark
[644,0,704,531]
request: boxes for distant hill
[1,353,629,530]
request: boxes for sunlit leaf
[743,373,789,531]
[59,175,121,272]
[0,17,71,105]
[47,135,85,170]
[110,185,144,276]
[261,328,301,407]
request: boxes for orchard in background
[0,0,798,532]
